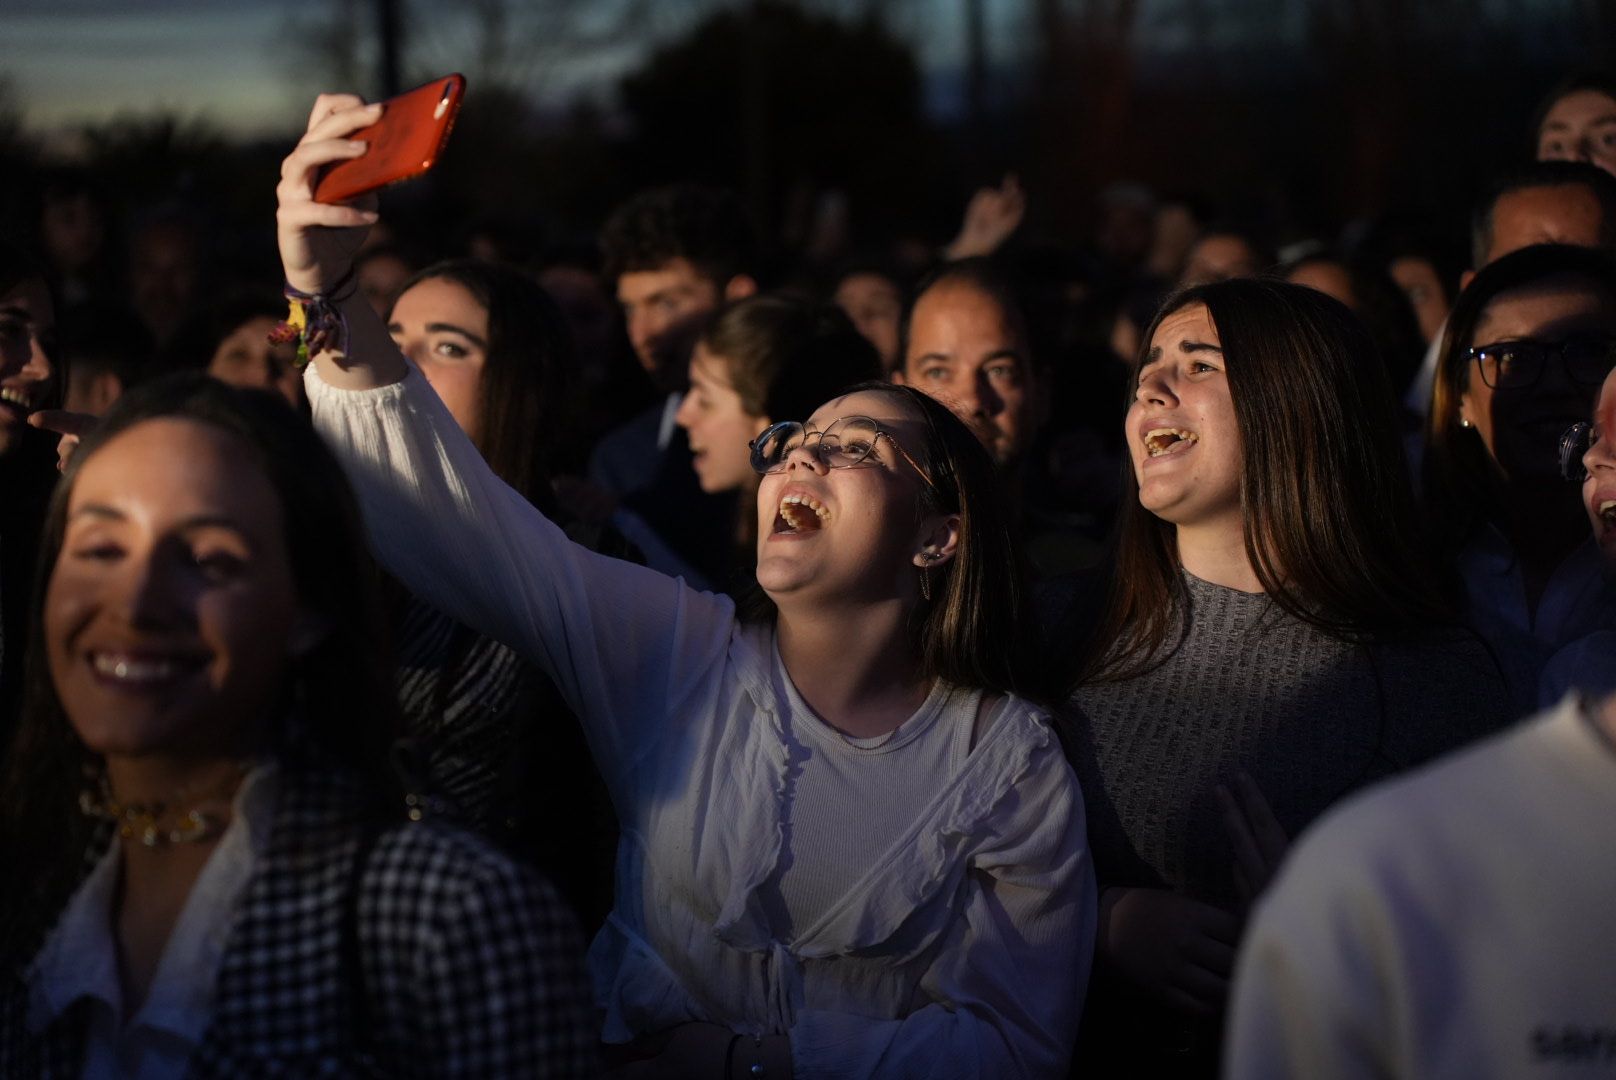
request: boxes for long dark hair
[744,381,1042,699]
[0,374,402,963]
[1424,244,1616,560]
[390,259,575,514]
[1081,279,1455,685]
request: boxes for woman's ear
[1457,392,1476,430]
[912,512,961,569]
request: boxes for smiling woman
[0,375,598,1076]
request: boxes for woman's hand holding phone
[275,94,382,296]
[275,94,408,390]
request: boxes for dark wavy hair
[742,380,1042,699]
[0,374,402,963]
[599,184,757,288]
[390,259,575,515]
[1079,279,1455,685]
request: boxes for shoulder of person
[363,817,577,929]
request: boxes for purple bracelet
[270,266,358,368]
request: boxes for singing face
[753,389,947,605]
[1128,302,1244,534]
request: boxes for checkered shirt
[1,764,600,1077]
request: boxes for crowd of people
[0,67,1613,1078]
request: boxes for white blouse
[29,765,279,1080]
[305,363,1095,1079]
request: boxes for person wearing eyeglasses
[276,94,1093,1080]
[1425,243,1616,712]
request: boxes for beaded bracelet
[269,265,358,368]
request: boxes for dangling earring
[919,564,932,601]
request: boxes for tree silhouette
[617,1,938,249]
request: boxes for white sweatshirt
[1227,694,1616,1079]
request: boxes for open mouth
[772,493,829,534]
[1600,500,1616,529]
[1143,427,1199,457]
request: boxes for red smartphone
[313,74,466,204]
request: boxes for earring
[1460,418,1474,429]
[919,564,932,601]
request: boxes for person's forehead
[616,258,717,301]
[807,390,917,429]
[1544,89,1616,127]
[688,343,732,383]
[1494,185,1602,240]
[393,277,489,328]
[1150,303,1219,346]
[73,419,281,526]
[1475,279,1615,335]
[906,283,1018,358]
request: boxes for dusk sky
[1,0,1046,139]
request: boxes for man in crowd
[584,186,758,586]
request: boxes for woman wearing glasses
[1426,243,1616,710]
[277,95,1091,1078]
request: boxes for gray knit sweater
[1069,572,1511,905]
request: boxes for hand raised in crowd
[944,173,1026,260]
[1098,885,1241,1017]
[275,93,382,295]
[27,408,97,471]
[1217,770,1291,912]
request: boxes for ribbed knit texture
[1070,572,1510,905]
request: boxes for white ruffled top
[305,362,1094,1079]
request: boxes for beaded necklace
[78,761,251,848]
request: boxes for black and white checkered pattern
[2,764,600,1077]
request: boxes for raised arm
[277,95,735,784]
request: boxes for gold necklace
[79,762,250,848]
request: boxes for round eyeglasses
[749,415,934,488]
[1560,420,1604,482]
[1467,335,1616,391]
